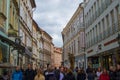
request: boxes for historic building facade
[84,0,120,69]
[53,47,62,68]
[0,0,24,74]
[39,29,53,68]
[32,20,40,69]
[19,0,36,68]
[62,3,85,68]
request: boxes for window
[110,10,114,25]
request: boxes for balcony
[8,28,18,37]
[0,12,6,33]
[27,46,32,52]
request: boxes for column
[113,8,118,32]
[109,13,112,35]
[118,5,120,31]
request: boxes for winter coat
[65,72,75,80]
[24,69,36,80]
[45,72,56,80]
[116,70,120,80]
[87,73,96,80]
[34,74,45,80]
[99,73,110,80]
[77,72,86,80]
[109,70,116,80]
[12,70,22,80]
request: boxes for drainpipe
[6,0,10,34]
[6,0,10,63]
[17,0,21,66]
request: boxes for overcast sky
[33,0,83,47]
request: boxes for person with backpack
[54,67,60,80]
[45,65,56,80]
[24,64,36,80]
[65,69,75,80]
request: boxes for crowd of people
[0,62,120,80]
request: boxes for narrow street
[0,0,120,80]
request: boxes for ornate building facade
[62,3,85,68]
[84,0,120,69]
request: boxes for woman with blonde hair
[34,68,45,80]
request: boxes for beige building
[32,20,40,69]
[62,3,85,68]
[19,0,36,68]
[40,29,53,68]
[53,47,62,68]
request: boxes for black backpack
[54,70,60,80]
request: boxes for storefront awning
[0,34,25,51]
[0,62,16,68]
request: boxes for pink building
[53,47,62,68]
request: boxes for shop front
[75,54,85,69]
[0,34,25,75]
[87,56,99,69]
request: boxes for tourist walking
[2,71,9,80]
[34,68,45,80]
[65,69,75,80]
[44,65,56,80]
[77,69,86,80]
[12,66,22,80]
[96,67,102,80]
[99,68,110,80]
[24,64,36,80]
[86,67,95,80]
[109,66,116,80]
[116,63,120,80]
[59,67,65,80]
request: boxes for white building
[62,3,85,68]
[84,0,120,69]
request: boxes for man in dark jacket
[116,62,120,80]
[24,64,36,80]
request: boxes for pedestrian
[12,66,23,80]
[96,67,102,80]
[99,68,110,80]
[87,68,96,80]
[34,68,45,80]
[77,69,86,80]
[2,71,9,80]
[109,66,116,80]
[44,65,56,80]
[59,67,64,80]
[116,62,120,80]
[24,63,36,80]
[65,69,75,80]
[73,67,78,80]
[54,67,60,80]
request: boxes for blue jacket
[12,70,22,80]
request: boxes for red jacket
[99,73,110,80]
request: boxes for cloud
[33,0,83,47]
